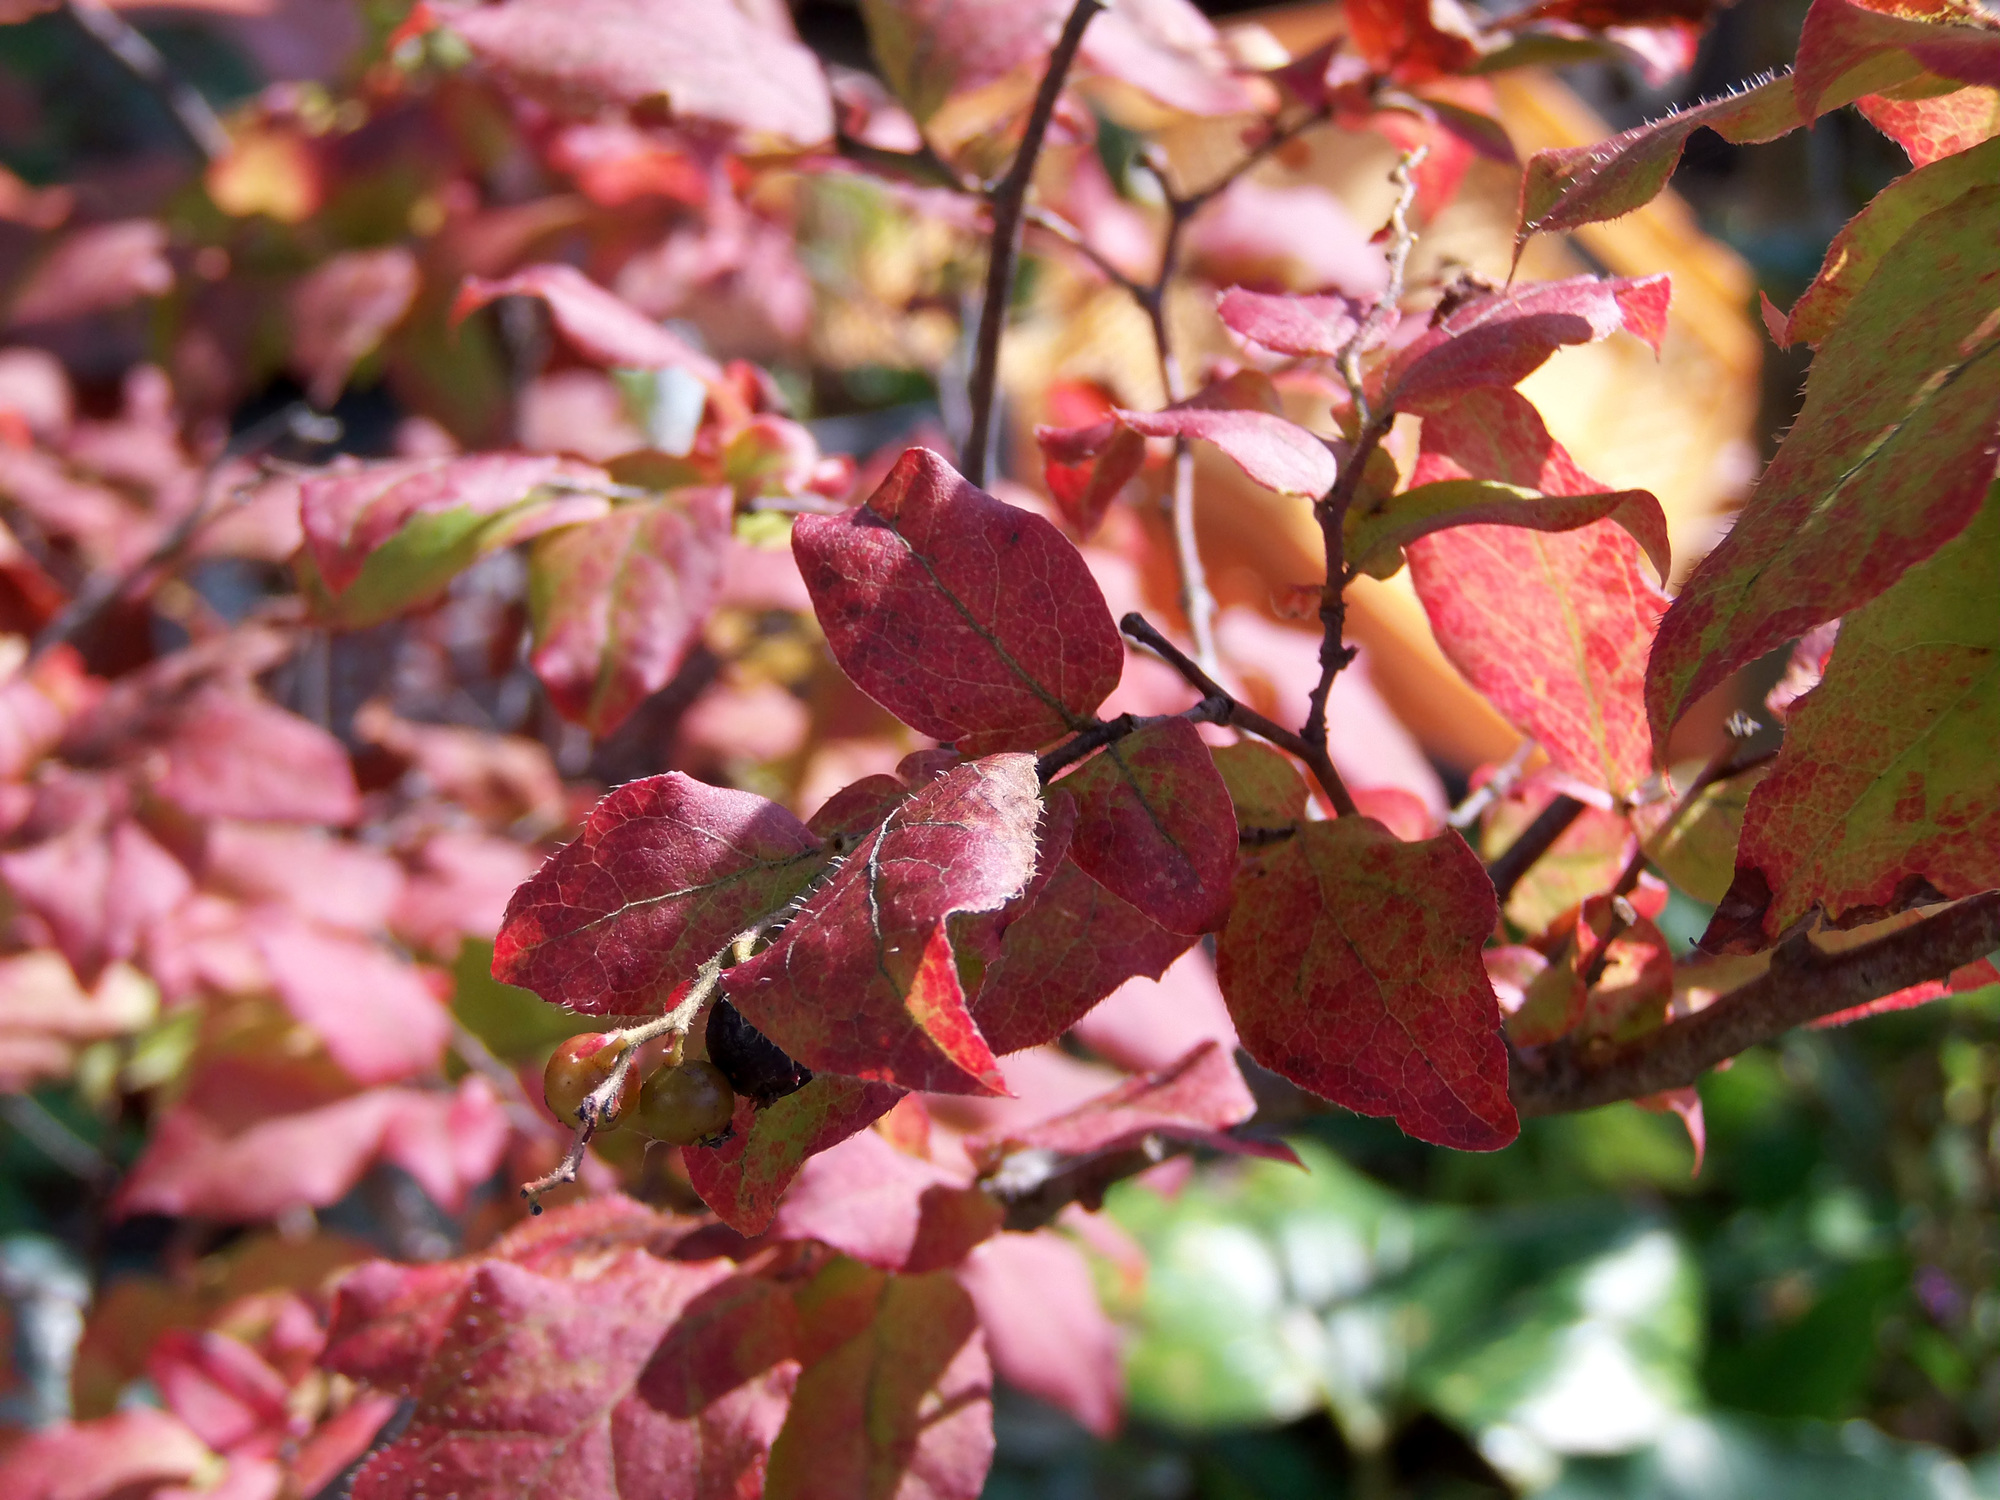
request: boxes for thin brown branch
[1174,102,1334,215]
[1485,794,1587,907]
[1512,892,2000,1115]
[1121,611,1358,816]
[963,0,1105,486]
[1021,204,1145,297]
[66,0,230,161]
[1036,696,1230,784]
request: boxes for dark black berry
[705,998,812,1105]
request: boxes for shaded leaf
[1217,818,1517,1150]
[289,247,419,409]
[795,447,1121,752]
[453,263,723,377]
[1793,0,2000,121]
[772,1127,1000,1271]
[958,1231,1122,1438]
[1707,488,2000,950]
[527,486,733,738]
[1346,476,1670,581]
[1388,274,1670,409]
[764,1270,993,1500]
[1058,719,1237,934]
[1210,742,1309,831]
[301,453,614,627]
[493,773,825,1016]
[447,0,835,148]
[1037,419,1143,539]
[724,756,1041,1094]
[1648,187,2000,749]
[1643,763,1771,904]
[683,1074,906,1236]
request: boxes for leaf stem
[962,0,1105,486]
[1121,611,1358,815]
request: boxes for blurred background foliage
[0,0,1994,1496]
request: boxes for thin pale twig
[66,0,230,161]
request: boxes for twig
[1447,739,1536,830]
[1036,697,1232,783]
[1172,103,1334,216]
[963,0,1105,485]
[1021,205,1145,297]
[66,0,230,161]
[1512,892,2000,1114]
[31,403,338,663]
[1301,148,1427,767]
[1485,795,1587,908]
[1121,611,1358,816]
[449,1020,555,1138]
[0,1094,109,1182]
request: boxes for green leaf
[1346,478,1671,582]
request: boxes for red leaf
[492,773,825,1016]
[6,219,172,327]
[446,0,835,149]
[968,1039,1281,1167]
[793,448,1122,752]
[1387,274,1670,410]
[958,1231,1122,1437]
[1408,391,1663,796]
[1116,405,1338,498]
[527,487,733,737]
[255,918,450,1085]
[1037,418,1144,539]
[1794,0,2000,122]
[1858,87,2000,167]
[635,1272,802,1418]
[724,756,1041,1094]
[1217,818,1518,1150]
[393,829,542,958]
[452,263,724,377]
[683,1075,905,1235]
[764,1271,993,1500]
[1814,957,2000,1028]
[147,1328,290,1453]
[329,1204,787,1500]
[155,689,362,826]
[1216,286,1366,358]
[771,1127,1000,1270]
[1058,719,1237,933]
[1646,187,2000,750]
[0,1408,210,1500]
[289,247,419,409]
[0,813,190,982]
[1070,948,1238,1074]
[1346,0,1486,81]
[202,823,403,935]
[117,1077,508,1222]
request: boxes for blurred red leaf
[1038,419,1143,539]
[527,486,732,737]
[289,247,420,409]
[683,1074,905,1235]
[392,829,543,958]
[5,220,172,328]
[725,756,1041,1095]
[772,1127,1001,1270]
[1346,0,1487,82]
[447,0,835,149]
[1119,404,1339,499]
[794,448,1122,753]
[453,263,723,377]
[147,1328,291,1455]
[0,1407,211,1500]
[1217,286,1367,358]
[1058,718,1236,934]
[0,812,190,982]
[255,917,450,1085]
[493,773,825,1015]
[1069,947,1237,1074]
[200,823,403,934]
[1218,818,1517,1150]
[958,1230,1121,1438]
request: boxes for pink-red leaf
[683,1075,905,1235]
[494,773,826,1015]
[724,756,1041,1094]
[0,1408,210,1500]
[958,1231,1122,1438]
[794,447,1121,751]
[254,917,450,1085]
[446,0,835,148]
[771,1127,1000,1270]
[527,487,733,738]
[1858,86,2000,167]
[453,263,724,377]
[1057,718,1237,934]
[1647,186,2000,750]
[1387,275,1670,410]
[1115,405,1337,498]
[1217,818,1518,1150]
[1216,286,1366,359]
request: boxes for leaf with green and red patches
[1648,188,2000,752]
[527,487,733,738]
[1346,477,1670,582]
[324,1198,789,1500]
[793,449,1122,753]
[1211,741,1310,831]
[968,1039,1289,1169]
[683,1075,905,1235]
[1387,275,1670,410]
[300,454,614,628]
[1858,86,2000,167]
[1408,390,1664,797]
[1217,818,1517,1150]
[454,263,724,377]
[1793,0,2000,121]
[1777,135,2000,349]
[1702,489,2000,952]
[636,1273,802,1419]
[1057,719,1237,934]
[722,756,1041,1095]
[764,1270,993,1500]
[492,773,826,1015]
